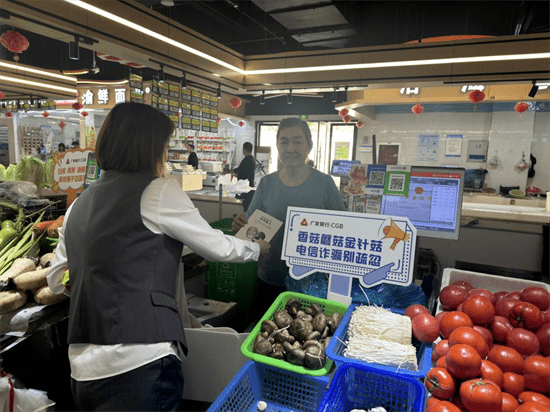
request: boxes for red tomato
[520,286,550,311]
[426,367,457,400]
[523,356,550,393]
[518,391,550,407]
[506,328,540,357]
[449,326,489,359]
[502,372,525,398]
[536,323,550,356]
[445,344,482,380]
[452,280,474,292]
[495,298,521,318]
[462,295,495,325]
[432,339,450,362]
[480,359,504,387]
[440,285,469,311]
[494,290,508,303]
[440,311,474,339]
[488,316,514,343]
[505,291,522,300]
[427,397,441,410]
[515,401,550,412]
[487,345,524,373]
[501,392,519,412]
[405,304,429,320]
[473,325,493,349]
[412,313,440,342]
[436,355,447,368]
[509,302,544,330]
[468,288,496,305]
[435,311,447,326]
[459,379,502,412]
[542,309,550,324]
[428,400,462,412]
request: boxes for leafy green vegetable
[13,157,45,187]
[0,164,5,181]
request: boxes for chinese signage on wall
[282,207,417,304]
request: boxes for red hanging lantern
[229,97,242,109]
[0,31,30,61]
[81,111,88,117]
[5,112,12,118]
[343,115,351,124]
[42,111,50,118]
[0,91,4,100]
[339,108,349,118]
[356,121,364,129]
[217,116,221,124]
[514,102,529,114]
[72,102,83,111]
[59,121,66,129]
[468,90,486,104]
[411,104,424,115]
[238,121,245,127]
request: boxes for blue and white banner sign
[282,207,417,305]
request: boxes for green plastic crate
[207,218,259,326]
[241,291,349,377]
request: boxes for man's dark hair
[243,142,253,153]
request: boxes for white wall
[355,105,549,193]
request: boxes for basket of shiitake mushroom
[241,291,348,376]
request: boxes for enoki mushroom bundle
[343,305,418,371]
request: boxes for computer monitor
[380,166,465,240]
[330,160,360,176]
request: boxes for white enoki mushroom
[344,305,418,371]
[257,400,267,411]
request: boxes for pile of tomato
[405,281,550,412]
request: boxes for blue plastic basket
[317,363,426,412]
[207,361,330,412]
[325,304,432,379]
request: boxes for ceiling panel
[292,28,356,44]
[251,0,331,14]
[269,6,348,31]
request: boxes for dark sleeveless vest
[65,170,186,351]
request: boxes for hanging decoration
[72,102,83,111]
[339,108,349,118]
[468,90,485,115]
[0,91,4,100]
[217,116,221,124]
[230,97,242,109]
[343,115,351,124]
[411,104,424,115]
[514,101,529,123]
[59,121,66,129]
[238,121,245,127]
[0,30,30,61]
[5,112,12,118]
[81,111,88,117]
[42,112,50,118]
[356,121,364,129]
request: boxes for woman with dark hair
[232,117,344,310]
[47,102,269,411]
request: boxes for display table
[187,189,248,223]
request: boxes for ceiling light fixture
[69,36,80,60]
[63,0,550,76]
[90,51,100,74]
[159,64,165,82]
[0,75,78,94]
[77,79,129,85]
[528,80,539,98]
[260,90,265,105]
[344,86,349,102]
[287,89,292,105]
[217,83,222,99]
[160,0,175,6]
[0,61,77,82]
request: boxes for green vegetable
[12,157,45,188]
[1,221,15,230]
[0,164,5,181]
[0,226,18,251]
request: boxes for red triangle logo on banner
[300,219,308,226]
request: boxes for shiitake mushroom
[303,341,326,370]
[253,338,272,356]
[327,312,343,334]
[312,313,328,333]
[273,310,293,328]
[269,351,284,360]
[274,329,295,344]
[261,319,278,335]
[285,299,302,317]
[287,348,305,366]
[307,331,321,341]
[290,318,313,342]
[305,303,324,317]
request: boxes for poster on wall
[445,135,463,157]
[335,142,350,159]
[377,143,400,165]
[417,134,440,162]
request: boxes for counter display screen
[331,160,360,176]
[380,167,464,240]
